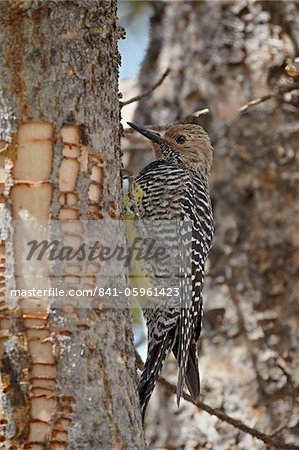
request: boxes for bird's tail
[139,331,173,422]
[176,309,194,405]
[173,320,200,405]
[184,340,200,400]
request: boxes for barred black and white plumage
[126,122,214,422]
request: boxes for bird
[124,121,214,422]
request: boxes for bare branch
[121,68,171,107]
[239,82,299,113]
[134,352,298,449]
[239,94,275,113]
[187,107,210,118]
[158,376,299,450]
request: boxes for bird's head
[127,122,213,175]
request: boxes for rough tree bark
[128,1,299,449]
[0,1,144,449]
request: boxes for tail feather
[172,333,200,404]
[185,304,202,401]
[176,309,193,405]
[176,297,203,403]
[185,341,200,401]
[139,331,173,422]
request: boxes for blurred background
[119,1,299,449]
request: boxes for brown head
[127,122,213,176]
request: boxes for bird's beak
[127,122,163,145]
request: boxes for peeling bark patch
[12,121,54,220]
[10,121,57,447]
[59,125,82,219]
[55,124,93,445]
[87,153,105,219]
[13,122,54,182]
[48,396,75,448]
[58,208,78,220]
[11,184,52,220]
[59,159,80,192]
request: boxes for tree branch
[239,82,299,113]
[158,376,299,450]
[121,68,171,107]
[135,351,298,449]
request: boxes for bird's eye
[176,135,186,144]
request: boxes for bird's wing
[176,174,213,404]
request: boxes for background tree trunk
[0,1,144,449]
[127,1,299,448]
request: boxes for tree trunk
[0,1,144,449]
[130,1,299,448]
